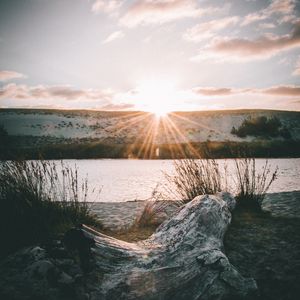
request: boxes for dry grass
[133,185,183,228]
[234,158,278,209]
[134,199,181,228]
[164,159,228,202]
[0,160,101,258]
[115,157,279,243]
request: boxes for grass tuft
[164,159,228,202]
[162,158,277,209]
[234,158,278,210]
[0,160,101,258]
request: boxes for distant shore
[1,108,300,159]
[1,136,300,159]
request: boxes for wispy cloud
[100,103,134,110]
[91,0,225,27]
[102,31,124,44]
[119,0,215,27]
[267,0,296,15]
[193,21,300,61]
[183,16,239,42]
[242,0,297,26]
[193,85,300,96]
[263,85,300,96]
[192,87,234,96]
[91,0,123,15]
[259,22,276,29]
[0,70,25,81]
[292,56,300,76]
[0,84,114,102]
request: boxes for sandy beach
[90,200,147,230]
[90,190,300,230]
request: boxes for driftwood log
[84,192,257,299]
[0,193,257,300]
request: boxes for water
[57,159,300,202]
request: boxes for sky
[0,0,300,112]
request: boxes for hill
[0,109,300,159]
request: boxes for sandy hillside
[0,109,299,144]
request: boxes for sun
[135,79,177,117]
[153,108,168,117]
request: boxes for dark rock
[63,225,95,273]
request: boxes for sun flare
[135,79,178,117]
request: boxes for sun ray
[149,117,160,158]
[106,108,217,159]
[161,117,187,158]
[170,112,223,135]
[105,112,151,136]
[160,117,177,159]
[163,115,201,158]
[136,116,157,158]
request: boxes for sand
[90,190,300,230]
[262,191,300,218]
[90,201,147,230]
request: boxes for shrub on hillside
[231,116,291,139]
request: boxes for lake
[58,159,300,202]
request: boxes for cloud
[292,56,300,76]
[91,0,225,28]
[242,13,266,26]
[0,84,114,102]
[259,22,276,29]
[102,31,124,44]
[91,0,123,15]
[119,0,214,27]
[100,103,135,110]
[242,0,297,26]
[0,84,138,110]
[183,16,239,42]
[198,21,300,61]
[192,85,300,97]
[267,0,296,15]
[262,85,300,96]
[279,15,299,24]
[192,87,234,96]
[0,70,25,81]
